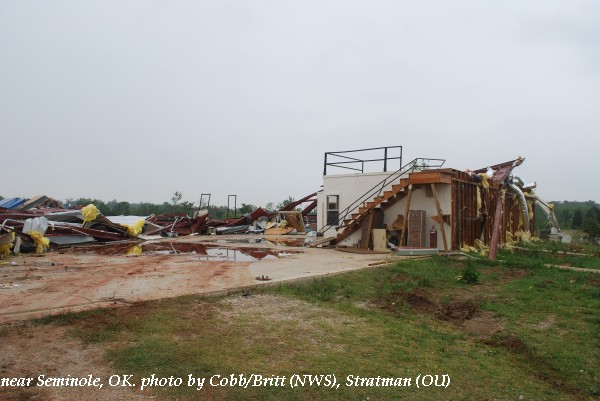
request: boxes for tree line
[536,200,600,240]
[63,192,298,220]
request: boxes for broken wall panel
[449,167,534,250]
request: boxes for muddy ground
[0,235,389,323]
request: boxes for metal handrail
[324,146,403,175]
[318,157,446,235]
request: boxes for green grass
[506,240,600,270]
[28,245,600,401]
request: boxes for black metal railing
[323,146,403,175]
[318,157,446,235]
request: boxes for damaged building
[316,146,541,258]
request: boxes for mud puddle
[216,238,307,247]
[60,242,302,262]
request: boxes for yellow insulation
[28,231,50,253]
[82,204,100,223]
[526,198,534,223]
[127,245,143,255]
[0,232,15,257]
[125,219,145,237]
[504,230,531,245]
[513,230,532,243]
[478,174,490,189]
[461,239,489,256]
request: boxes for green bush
[458,264,480,284]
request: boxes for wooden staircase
[331,178,412,245]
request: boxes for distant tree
[556,209,573,229]
[585,205,600,220]
[549,201,600,230]
[582,206,600,240]
[176,201,196,216]
[534,203,551,232]
[276,196,297,210]
[159,202,172,214]
[131,202,155,216]
[105,200,130,215]
[171,191,183,213]
[67,198,110,214]
[238,203,257,215]
[572,209,583,229]
[264,202,275,213]
[207,205,229,220]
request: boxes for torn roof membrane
[473,157,525,185]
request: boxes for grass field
[21,241,600,400]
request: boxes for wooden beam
[360,210,375,249]
[488,190,505,260]
[308,237,336,248]
[399,186,413,247]
[430,184,448,251]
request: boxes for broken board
[264,227,294,235]
[372,229,387,252]
[308,237,335,248]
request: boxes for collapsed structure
[0,146,563,259]
[0,194,318,256]
[315,146,558,259]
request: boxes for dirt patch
[484,334,528,353]
[462,310,505,337]
[404,289,436,313]
[219,293,360,333]
[534,315,556,331]
[0,323,159,401]
[434,300,480,322]
[374,287,507,337]
[374,288,436,314]
[375,289,484,324]
[588,277,600,287]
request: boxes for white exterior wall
[317,172,397,237]
[318,172,453,249]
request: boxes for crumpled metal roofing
[0,198,27,209]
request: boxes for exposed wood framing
[488,190,505,260]
[430,184,448,251]
[399,185,413,247]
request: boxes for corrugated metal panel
[0,197,27,209]
[105,216,149,225]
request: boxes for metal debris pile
[0,193,318,256]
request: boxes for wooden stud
[430,183,448,252]
[399,186,413,247]
[489,190,504,260]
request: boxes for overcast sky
[1,0,598,208]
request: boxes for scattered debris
[0,192,321,256]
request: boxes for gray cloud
[1,0,598,206]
